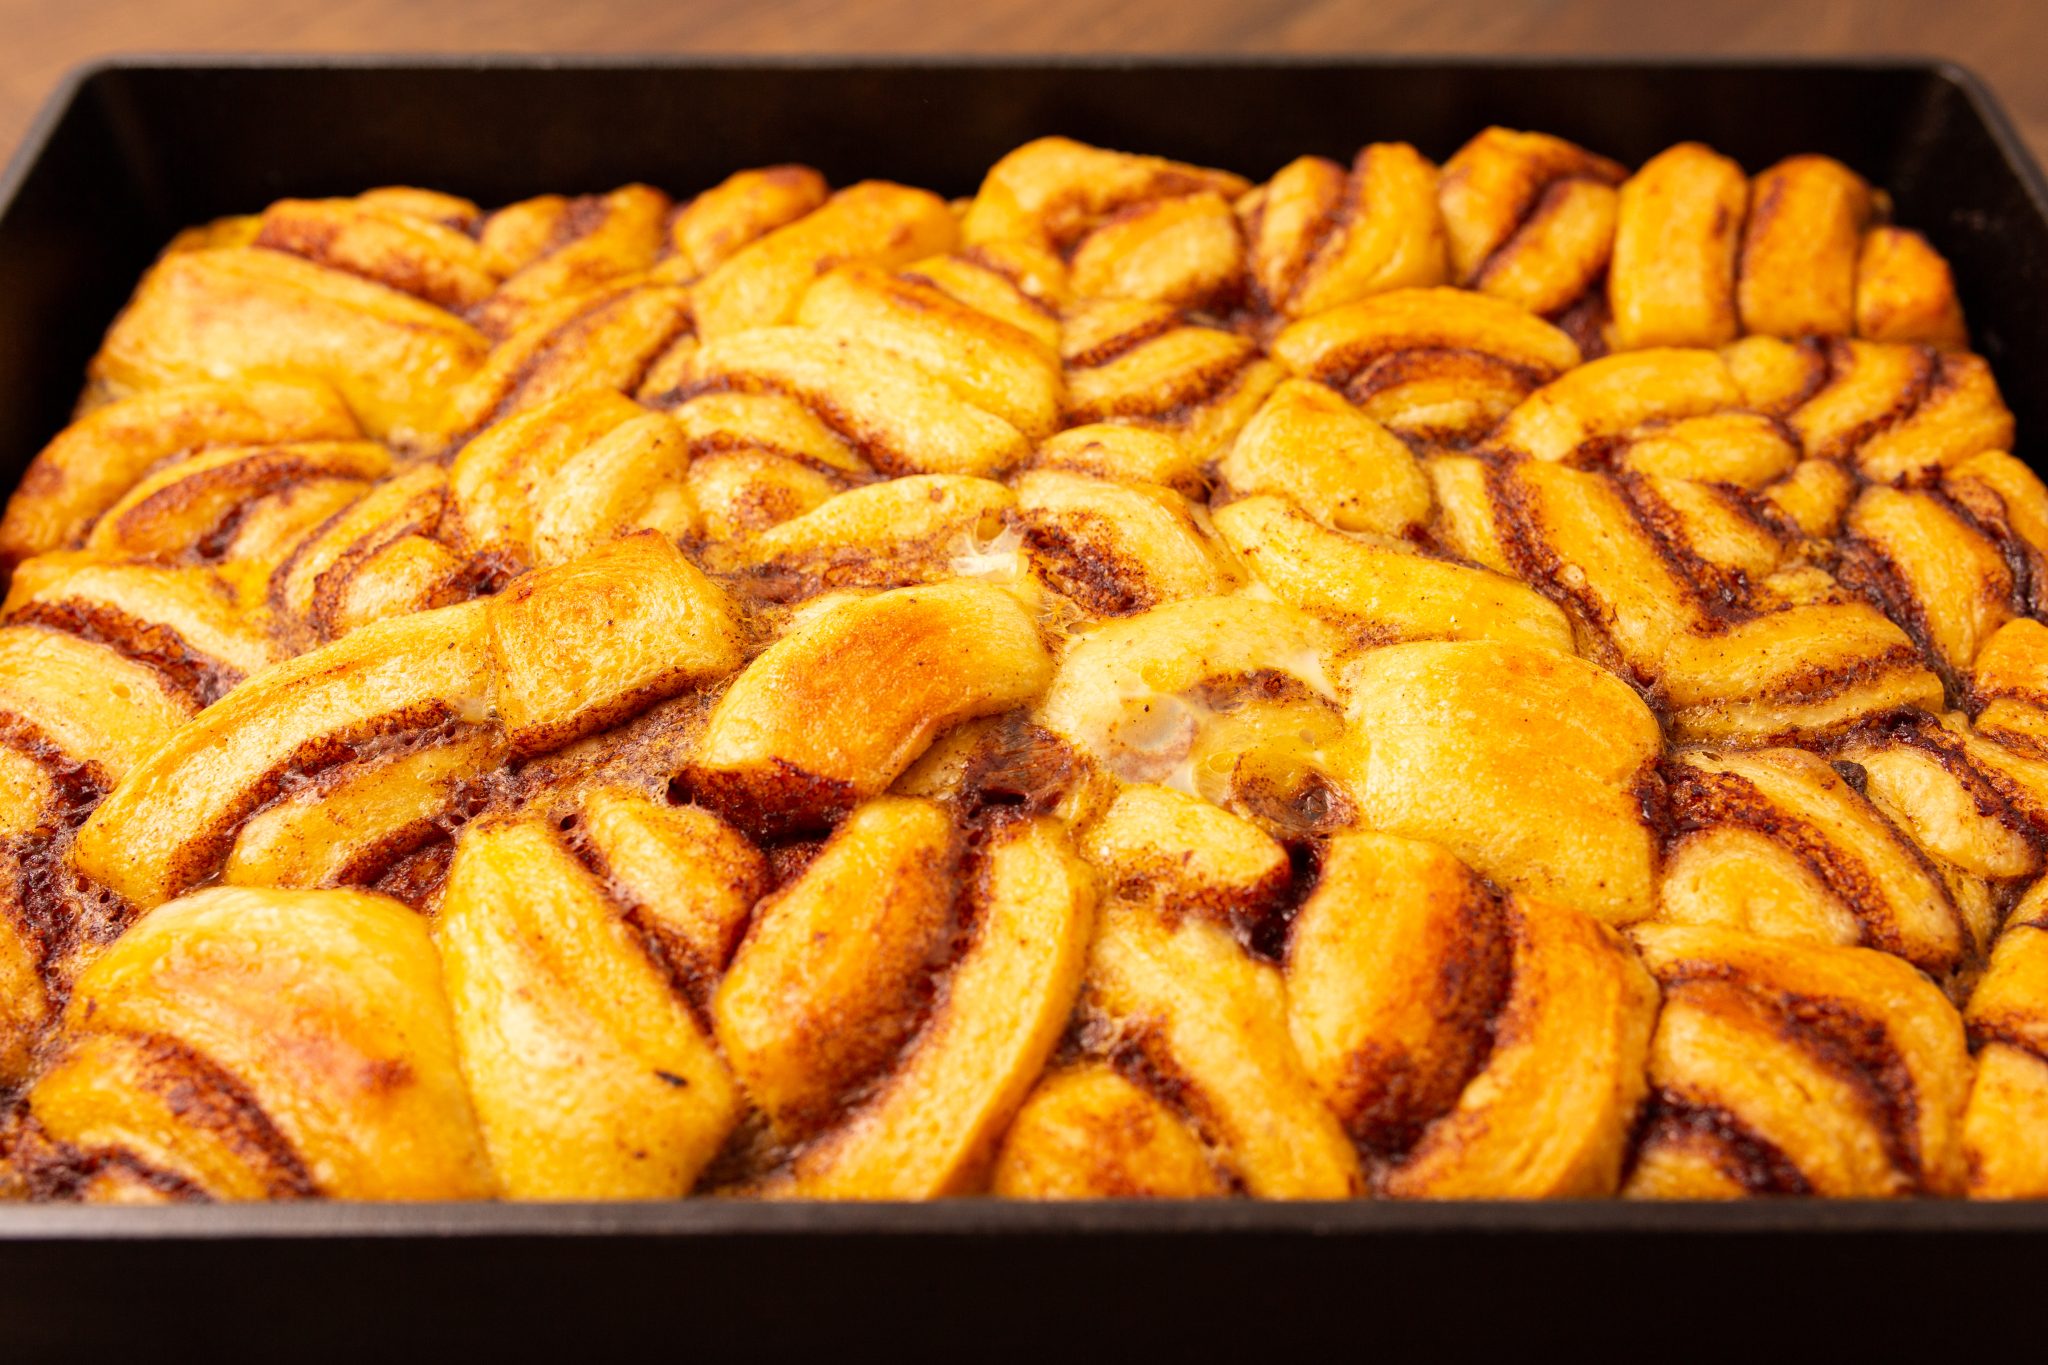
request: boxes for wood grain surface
[0,0,2040,168]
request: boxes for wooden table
[2,0,2042,168]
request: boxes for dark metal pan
[1,55,2044,1358]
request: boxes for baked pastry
[0,129,2039,1203]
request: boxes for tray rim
[1,53,2046,1235]
[8,49,2047,211]
[7,1195,2048,1238]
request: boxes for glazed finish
[0,130,2040,1203]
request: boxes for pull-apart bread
[0,133,2040,1202]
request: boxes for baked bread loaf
[0,130,2040,1202]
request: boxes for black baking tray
[1,55,2046,1359]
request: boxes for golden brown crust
[1626,923,1971,1198]
[0,131,2035,1205]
